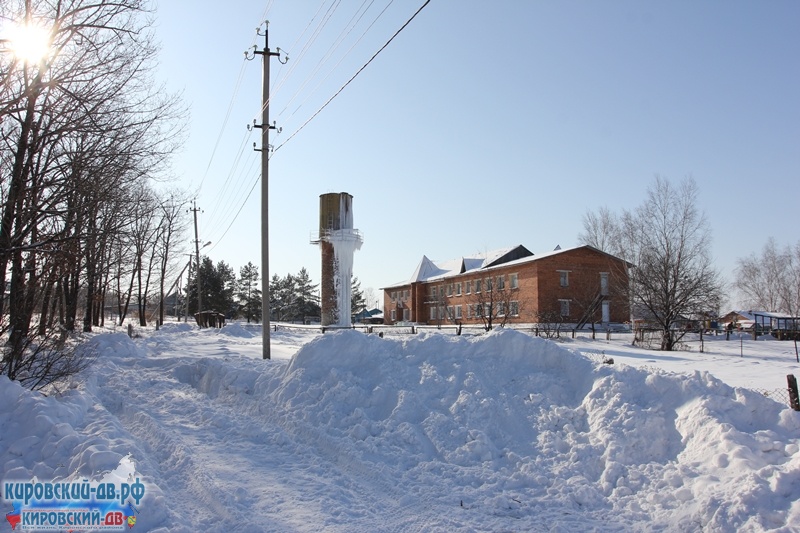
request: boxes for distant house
[381,244,630,327]
[719,310,800,334]
[354,308,383,324]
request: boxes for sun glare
[7,21,51,64]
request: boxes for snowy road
[3,323,799,532]
[93,356,414,532]
[87,330,475,532]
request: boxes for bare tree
[578,206,620,255]
[581,176,722,350]
[155,191,189,325]
[735,238,800,316]
[466,274,521,331]
[1,0,185,386]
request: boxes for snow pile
[0,334,176,531]
[2,327,800,531]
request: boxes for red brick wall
[384,247,629,326]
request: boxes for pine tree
[237,262,262,323]
[295,267,320,322]
[185,257,236,316]
[269,274,282,321]
[351,276,366,321]
[280,274,299,321]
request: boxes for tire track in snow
[170,357,467,532]
[93,356,457,532]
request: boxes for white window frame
[466,280,472,294]
[430,307,436,320]
[497,301,505,316]
[510,300,519,316]
[475,279,482,293]
[600,272,609,296]
[558,270,570,288]
[559,299,570,317]
[509,273,519,289]
[391,309,397,321]
[403,308,410,321]
[455,305,462,319]
[496,275,505,290]
[456,282,462,296]
[486,277,493,292]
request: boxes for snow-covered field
[2,322,800,532]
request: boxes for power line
[195,1,275,193]
[274,0,431,153]
[207,1,431,253]
[276,0,394,124]
[275,0,384,120]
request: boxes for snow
[326,229,362,327]
[2,324,800,531]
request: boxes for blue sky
[153,1,799,307]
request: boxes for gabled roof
[723,310,797,321]
[383,245,532,288]
[381,244,628,290]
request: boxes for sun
[7,20,51,64]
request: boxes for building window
[559,271,570,287]
[600,272,609,296]
[486,277,493,292]
[430,307,436,320]
[446,284,453,297]
[475,279,482,293]
[447,306,454,320]
[456,282,462,296]
[509,273,518,289]
[497,302,505,316]
[455,305,462,319]
[431,286,437,299]
[467,304,472,318]
[403,290,408,300]
[391,291,397,301]
[510,301,519,316]
[438,306,445,320]
[403,308,410,321]
[391,309,397,321]
[496,275,505,290]
[466,280,472,294]
[559,299,570,317]
[475,303,484,317]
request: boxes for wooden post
[787,375,800,411]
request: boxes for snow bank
[3,327,800,531]
[272,330,800,529]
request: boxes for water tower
[312,193,362,326]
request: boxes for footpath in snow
[2,323,800,532]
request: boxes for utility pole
[184,254,192,323]
[190,201,203,314]
[248,22,285,359]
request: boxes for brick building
[381,244,630,327]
